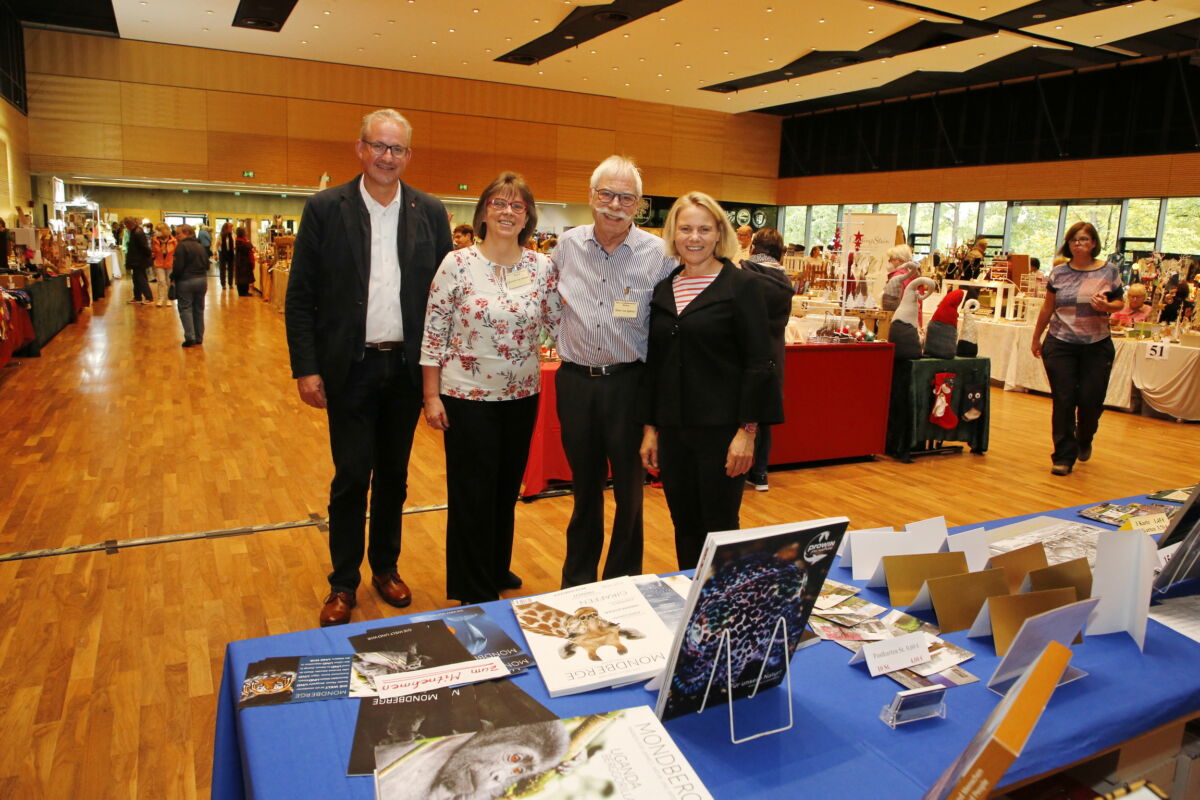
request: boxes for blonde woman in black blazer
[639,192,783,570]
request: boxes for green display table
[886,356,990,462]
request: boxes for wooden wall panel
[120,84,207,131]
[25,74,122,125]
[206,133,288,185]
[614,132,672,169]
[669,169,723,199]
[285,99,369,142]
[555,127,616,202]
[615,100,676,138]
[28,118,123,161]
[286,140,360,189]
[669,136,714,172]
[638,165,671,197]
[672,107,727,142]
[722,174,777,205]
[22,28,120,80]
[1166,154,1200,198]
[208,92,288,135]
[1078,155,1168,199]
[425,114,497,197]
[122,127,208,166]
[722,113,781,179]
[494,120,557,196]
[121,161,210,182]
[119,40,208,89]
[0,99,31,218]
[28,155,123,177]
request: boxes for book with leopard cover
[510,576,675,697]
[654,517,850,721]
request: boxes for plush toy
[929,372,958,429]
[924,289,964,359]
[961,384,986,422]
[957,298,981,357]
[889,277,938,360]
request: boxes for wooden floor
[1,275,1197,799]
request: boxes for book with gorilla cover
[373,705,712,800]
[347,680,557,776]
[654,518,849,721]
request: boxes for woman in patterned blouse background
[419,172,561,605]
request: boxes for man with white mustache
[551,156,675,588]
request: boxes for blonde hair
[359,109,412,144]
[154,223,170,236]
[662,192,738,262]
[886,244,913,262]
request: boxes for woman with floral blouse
[420,172,561,604]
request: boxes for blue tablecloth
[212,497,1200,799]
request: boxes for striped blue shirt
[552,224,676,366]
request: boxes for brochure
[1079,502,1177,527]
[406,606,533,673]
[346,621,479,697]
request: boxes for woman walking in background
[151,223,176,307]
[234,227,255,296]
[1030,221,1125,476]
[218,222,235,290]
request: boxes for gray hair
[589,155,643,197]
[359,109,413,144]
[886,244,913,262]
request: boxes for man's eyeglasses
[361,140,410,158]
[594,188,639,208]
[488,197,528,214]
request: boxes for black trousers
[218,252,234,287]
[556,365,645,588]
[1041,335,1115,466]
[324,349,422,593]
[130,264,153,301]
[442,394,539,603]
[658,424,745,571]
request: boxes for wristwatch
[741,422,758,434]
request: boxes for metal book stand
[696,616,794,744]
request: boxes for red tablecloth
[769,342,894,464]
[521,362,572,497]
[68,270,88,320]
[0,296,36,369]
[519,343,895,497]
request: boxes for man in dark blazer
[286,109,452,626]
[123,216,154,304]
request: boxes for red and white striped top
[672,273,718,312]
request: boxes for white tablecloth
[975,320,1136,411]
[1132,340,1200,421]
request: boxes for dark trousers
[751,424,772,477]
[556,365,645,588]
[175,277,207,343]
[218,253,234,288]
[1041,335,1115,466]
[130,264,153,301]
[658,425,745,571]
[324,350,422,593]
[442,394,539,603]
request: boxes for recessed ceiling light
[612,66,618,70]
[564,34,575,40]
[312,24,320,29]
[1032,13,1046,19]
[300,39,308,43]
[939,45,946,49]
[590,49,597,54]
[1055,25,1063,30]
[659,16,666,21]
[818,18,825,23]
[784,71,793,76]
[472,8,479,12]
[357,47,364,51]
[713,27,720,32]
[538,70,544,74]
[868,29,874,34]
[881,58,888,62]
[624,82,630,86]
[373,32,381,37]
[323,9,331,14]
[1094,34,1102,39]
[202,27,209,31]
[623,33,630,38]
[505,37,511,41]
[867,5,874,9]
[684,64,692,69]
[656,73,662,77]
[206,9,213,13]
[449,28,455,32]
[141,19,149,23]
[674,42,681,46]
[763,36,769,41]
[484,48,491,53]
[388,19,395,23]
[431,40,437,44]
[533,18,540,23]
[722,50,729,55]
[1166,13,1175,18]
[978,53,985,57]
[768,58,775,63]
[639,57,645,62]
[463,61,469,65]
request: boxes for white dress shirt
[359,177,404,343]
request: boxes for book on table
[654,517,849,721]
[511,576,674,697]
[373,705,712,800]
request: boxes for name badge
[613,300,638,318]
[505,269,532,290]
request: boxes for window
[782,206,808,248]
[1123,199,1161,240]
[1008,203,1061,266]
[809,205,838,248]
[980,202,1007,239]
[1162,198,1200,254]
[910,203,935,256]
[1065,203,1120,254]
[875,204,911,234]
[936,202,979,253]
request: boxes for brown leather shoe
[319,591,356,627]
[372,572,412,608]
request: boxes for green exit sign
[242,170,255,178]
[458,184,468,191]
